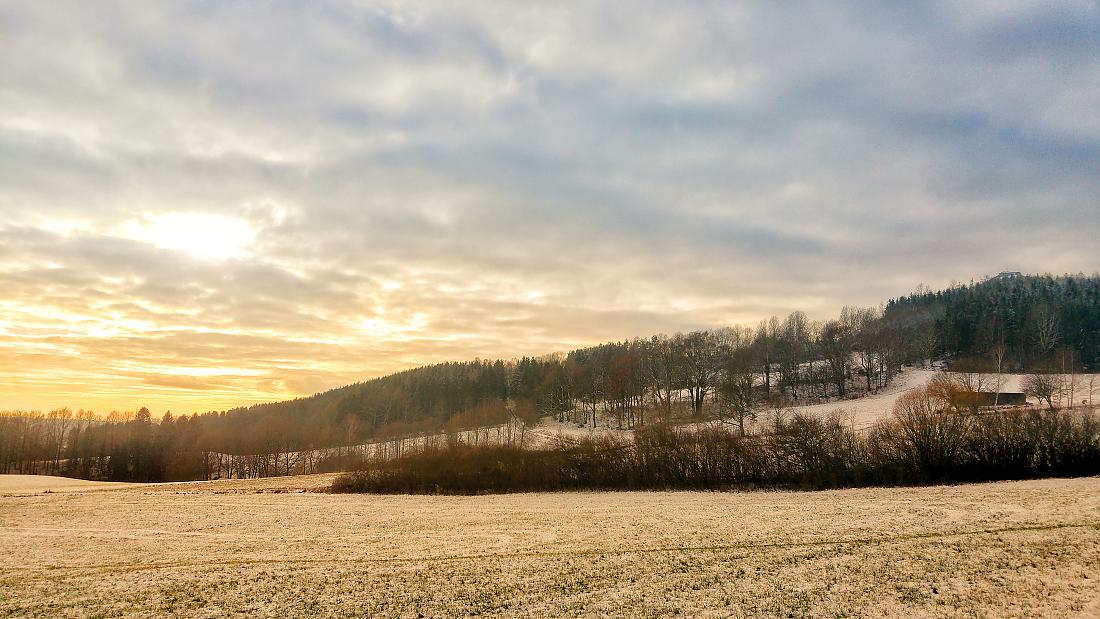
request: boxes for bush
[331,404,1100,495]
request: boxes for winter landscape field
[5,1,1100,617]
[2,474,1098,617]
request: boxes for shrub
[331,405,1100,494]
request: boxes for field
[2,475,1099,617]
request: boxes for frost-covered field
[0,474,137,494]
[2,476,1098,617]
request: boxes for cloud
[1,1,1098,412]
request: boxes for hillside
[2,274,1098,482]
[229,274,1100,446]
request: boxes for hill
[2,274,1098,482]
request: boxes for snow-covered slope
[527,368,1099,438]
[782,367,936,430]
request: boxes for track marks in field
[4,520,1095,585]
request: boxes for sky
[1,1,1098,414]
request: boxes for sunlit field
[2,475,1097,617]
[4,2,1100,617]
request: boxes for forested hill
[211,274,1098,448]
[4,273,1098,482]
[885,273,1100,371]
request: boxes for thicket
[331,401,1100,494]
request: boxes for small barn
[973,392,1028,406]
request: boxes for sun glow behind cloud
[118,213,257,261]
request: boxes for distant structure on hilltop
[974,391,1028,407]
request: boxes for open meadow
[1,474,1098,617]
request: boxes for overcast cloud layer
[1,1,1098,413]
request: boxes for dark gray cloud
[1,1,1098,412]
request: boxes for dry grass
[1,475,1098,617]
[0,475,139,495]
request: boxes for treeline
[332,392,1100,494]
[0,402,530,482]
[887,273,1100,371]
[1,408,211,482]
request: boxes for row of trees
[517,305,923,433]
[0,402,534,482]
[0,407,207,482]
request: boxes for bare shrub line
[332,404,1100,494]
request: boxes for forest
[2,274,1097,482]
[886,272,1100,370]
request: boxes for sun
[121,212,257,260]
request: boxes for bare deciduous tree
[1023,373,1058,409]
